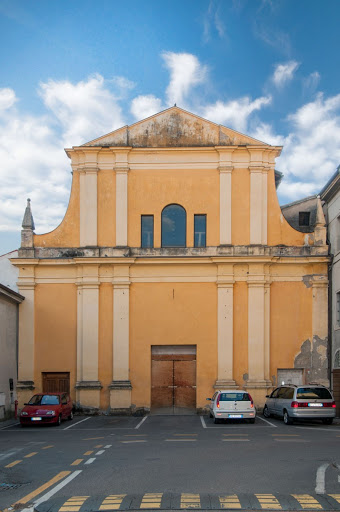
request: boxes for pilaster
[110,265,132,410]
[311,275,329,386]
[214,264,237,389]
[249,165,268,245]
[79,167,98,247]
[219,166,233,245]
[76,265,101,410]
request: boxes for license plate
[228,414,243,418]
[308,403,323,407]
[31,417,42,421]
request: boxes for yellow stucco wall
[231,169,250,246]
[129,282,217,408]
[34,172,80,248]
[270,281,313,381]
[128,169,220,248]
[34,284,77,397]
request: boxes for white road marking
[0,423,20,430]
[256,416,277,427]
[315,463,329,494]
[0,447,25,461]
[200,416,207,428]
[85,457,96,464]
[222,439,250,442]
[19,470,83,512]
[104,445,112,448]
[135,416,148,429]
[63,417,91,430]
[95,450,105,455]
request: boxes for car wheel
[21,423,27,428]
[214,417,219,424]
[283,410,293,425]
[248,418,255,424]
[263,405,271,418]
[209,412,213,418]
[322,418,333,425]
[56,415,62,426]
[68,411,74,420]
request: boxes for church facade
[12,107,329,413]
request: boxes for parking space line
[165,439,197,442]
[222,439,250,442]
[219,494,241,509]
[24,452,38,458]
[292,494,323,509]
[84,451,93,455]
[71,459,83,466]
[13,470,71,505]
[121,440,147,443]
[200,416,207,428]
[104,445,112,448]
[256,416,277,427]
[85,458,96,464]
[64,417,91,430]
[5,459,22,468]
[95,450,105,455]
[42,445,54,449]
[135,416,149,429]
[0,422,20,430]
[99,494,126,510]
[95,445,103,448]
[256,494,282,510]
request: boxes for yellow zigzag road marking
[99,495,126,510]
[292,494,322,509]
[219,494,241,509]
[59,496,89,512]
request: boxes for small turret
[314,195,327,246]
[21,198,35,248]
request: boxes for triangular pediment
[82,106,271,148]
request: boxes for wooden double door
[151,346,196,414]
[42,372,70,394]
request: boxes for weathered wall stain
[294,336,329,385]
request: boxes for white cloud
[39,73,124,146]
[162,51,208,107]
[203,0,226,43]
[251,122,286,146]
[272,93,340,201]
[0,88,17,111]
[303,71,320,93]
[272,61,299,88]
[202,95,272,133]
[130,94,163,120]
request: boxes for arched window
[334,349,340,369]
[161,204,186,247]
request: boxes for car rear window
[219,393,250,401]
[296,387,332,400]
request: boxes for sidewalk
[0,417,20,429]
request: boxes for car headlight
[21,411,28,416]
[45,411,55,416]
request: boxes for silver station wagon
[263,384,336,425]
[207,390,256,424]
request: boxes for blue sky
[1,0,340,254]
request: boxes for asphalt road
[0,414,340,511]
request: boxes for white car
[207,390,256,424]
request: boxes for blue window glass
[161,204,186,247]
[194,215,206,247]
[141,215,154,248]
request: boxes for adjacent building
[0,251,24,419]
[11,107,330,413]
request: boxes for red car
[20,392,73,426]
